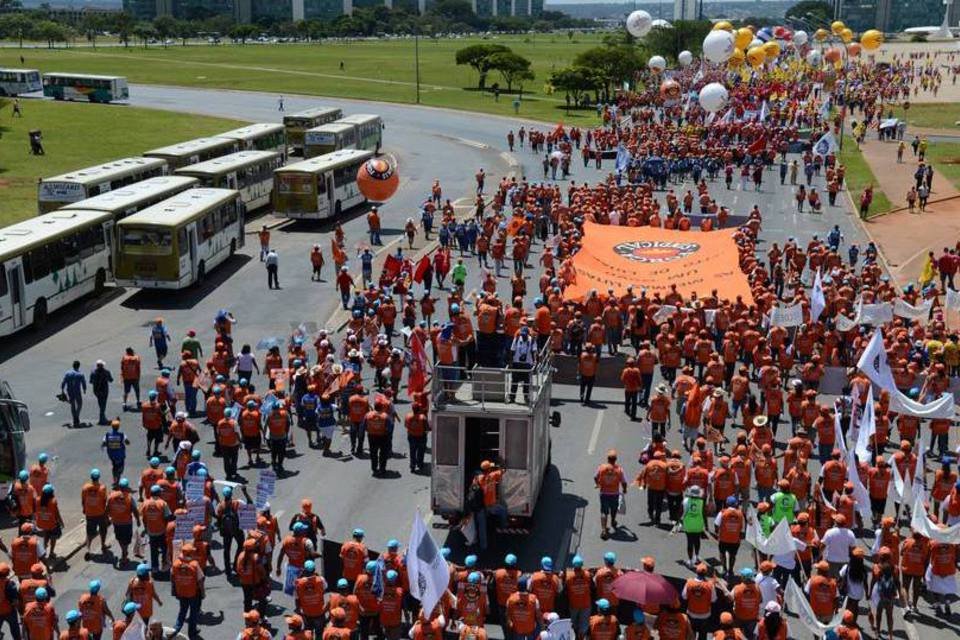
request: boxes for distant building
[673,0,698,20]
[839,0,958,31]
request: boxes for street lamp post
[414,27,421,104]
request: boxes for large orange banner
[563,222,754,304]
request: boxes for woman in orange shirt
[756,603,787,640]
[34,485,64,561]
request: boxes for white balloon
[698,82,729,113]
[702,30,735,64]
[794,30,808,46]
[806,50,822,66]
[651,18,673,28]
[648,55,667,72]
[678,50,694,66]
[750,38,763,49]
[626,10,653,38]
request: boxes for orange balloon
[824,47,842,63]
[847,42,861,57]
[660,79,681,100]
[357,157,399,202]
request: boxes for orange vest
[296,576,326,616]
[35,498,59,532]
[684,579,713,616]
[23,602,56,640]
[588,615,619,640]
[81,483,107,517]
[217,419,240,447]
[172,560,200,598]
[127,578,155,619]
[11,536,38,578]
[807,576,837,616]
[78,593,106,634]
[717,508,744,544]
[732,583,761,621]
[268,410,289,438]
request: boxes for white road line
[500,152,519,167]
[587,410,605,455]
[454,137,488,150]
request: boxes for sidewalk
[854,135,960,286]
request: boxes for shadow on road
[120,255,252,311]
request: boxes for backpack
[877,573,897,603]
[466,483,485,512]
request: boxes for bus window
[317,177,326,195]
[28,246,50,281]
[201,214,214,240]
[222,202,238,226]
[178,228,189,257]
[93,227,105,253]
[121,228,172,254]
[79,227,98,259]
[0,264,7,299]
[62,233,80,266]
[21,254,32,284]
[504,419,528,469]
[48,244,65,272]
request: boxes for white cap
[95,359,105,366]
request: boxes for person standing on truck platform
[595,450,627,540]
[471,461,507,551]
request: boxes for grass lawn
[840,135,892,217]
[886,103,960,130]
[0,100,243,225]
[921,141,960,192]
[1,34,607,125]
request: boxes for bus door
[103,221,116,273]
[6,263,25,330]
[321,174,334,215]
[187,224,199,281]
[225,172,238,191]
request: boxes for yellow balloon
[713,20,734,32]
[831,20,845,35]
[728,48,745,67]
[747,46,766,68]
[861,29,883,50]
[735,27,753,50]
[840,27,853,43]
[815,28,829,42]
[763,40,781,59]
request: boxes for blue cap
[353,528,365,538]
[468,571,481,584]
[148,390,158,399]
[246,400,256,409]
[150,485,161,495]
[387,570,399,581]
[119,478,130,489]
[122,602,140,616]
[505,553,518,567]
[541,556,553,571]
[294,523,307,534]
[604,552,616,564]
[239,378,248,386]
[42,484,53,495]
[66,609,81,623]
[365,561,377,573]
[137,563,150,577]
[304,560,316,573]
[18,471,27,482]
[726,496,737,507]
[149,457,160,467]
[337,578,349,589]
[34,587,48,601]
[465,554,477,567]
[633,610,646,623]
[197,468,207,477]
[739,567,756,580]
[89,579,101,593]
[387,539,399,549]
[222,486,233,497]
[518,577,529,591]
[572,555,583,568]
[38,453,48,463]
[597,598,610,612]
[164,466,175,476]
[191,450,201,460]
[441,547,451,559]
[451,304,460,314]
[90,468,101,480]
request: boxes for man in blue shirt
[61,360,86,428]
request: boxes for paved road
[1,87,923,640]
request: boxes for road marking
[587,410,605,455]
[903,619,919,640]
[500,152,519,168]
[453,137,488,150]
[44,411,54,417]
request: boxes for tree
[550,67,596,106]
[785,0,832,26]
[228,23,258,43]
[111,11,134,48]
[454,43,510,90]
[429,0,477,26]
[642,20,711,61]
[573,45,643,101]
[153,15,177,47]
[33,20,69,48]
[132,21,155,48]
[487,51,533,92]
[79,13,102,48]
[175,19,195,46]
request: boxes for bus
[273,149,373,220]
[61,176,199,222]
[42,73,128,103]
[0,68,42,96]
[336,114,383,153]
[38,157,168,214]
[219,123,287,159]
[175,151,282,210]
[303,123,357,158]
[0,381,30,497]
[0,209,115,333]
[283,107,343,155]
[114,188,244,289]
[144,137,240,170]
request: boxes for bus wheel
[197,262,206,284]
[94,269,106,294]
[334,201,342,218]
[229,239,237,256]
[33,299,48,327]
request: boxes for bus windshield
[121,228,173,255]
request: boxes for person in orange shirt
[564,556,592,639]
[529,558,560,614]
[505,578,540,640]
[899,529,929,612]
[35,485,63,562]
[80,470,108,561]
[637,451,668,525]
[579,344,599,405]
[22,587,57,640]
[804,561,838,624]
[120,347,142,411]
[170,546,203,639]
[731,568,761,638]
[125,565,162,628]
[588,598,619,640]
[926,534,958,616]
[867,458,892,527]
[682,564,716,640]
[756,602,787,640]
[714,496,744,577]
[655,602,692,640]
[595,450,627,539]
[77,579,114,640]
[338,529,368,588]
[620,358,641,420]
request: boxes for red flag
[383,254,402,281]
[413,255,431,283]
[407,332,430,397]
[506,216,525,237]
[747,136,766,155]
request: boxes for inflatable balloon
[831,20,845,35]
[728,48,745,67]
[357,157,399,202]
[861,29,883,50]
[660,79,681,100]
[698,82,728,113]
[734,27,753,50]
[840,27,853,43]
[824,47,842,63]
[763,40,781,59]
[772,26,790,40]
[794,30,808,46]
[750,38,764,49]
[814,28,829,42]
[847,42,861,57]
[678,50,694,66]
[713,20,734,32]
[703,30,735,64]
[626,10,653,38]
[747,46,766,68]
[806,50,822,66]
[651,19,672,28]
[756,27,772,42]
[648,55,667,73]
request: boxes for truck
[0,381,30,500]
[430,348,559,532]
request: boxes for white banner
[846,450,873,523]
[120,614,146,640]
[836,301,894,330]
[547,618,574,640]
[652,305,678,325]
[911,490,960,544]
[785,580,844,637]
[770,303,804,328]
[946,287,960,311]
[406,512,450,618]
[892,299,933,321]
[855,385,875,462]
[746,509,799,555]
[811,270,826,323]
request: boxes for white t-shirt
[757,574,779,607]
[821,526,856,563]
[236,352,256,372]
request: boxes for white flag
[857,329,897,391]
[833,410,848,458]
[547,618,574,640]
[120,614,146,640]
[405,512,450,618]
[855,385,875,462]
[813,131,839,157]
[652,305,678,324]
[892,298,933,321]
[846,450,873,523]
[890,457,912,507]
[860,303,893,326]
[770,303,804,328]
[784,580,844,637]
[946,287,960,311]
[811,270,826,323]
[746,509,798,555]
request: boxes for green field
[839,135,892,217]
[2,34,607,124]
[887,103,960,130]
[921,141,960,192]
[0,100,243,225]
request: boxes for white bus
[336,114,383,153]
[0,68,42,96]
[61,176,199,222]
[144,137,240,170]
[273,149,373,220]
[303,122,357,158]
[175,151,282,210]
[42,73,128,103]
[219,123,287,159]
[283,107,343,155]
[38,157,168,214]
[0,209,115,334]
[114,189,244,289]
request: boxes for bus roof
[144,137,237,159]
[60,176,199,213]
[43,72,126,81]
[175,150,280,178]
[117,188,239,229]
[307,123,356,134]
[284,107,341,121]
[337,114,381,125]
[219,123,285,140]
[0,209,114,263]
[41,157,167,187]
[0,68,39,74]
[275,149,374,176]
